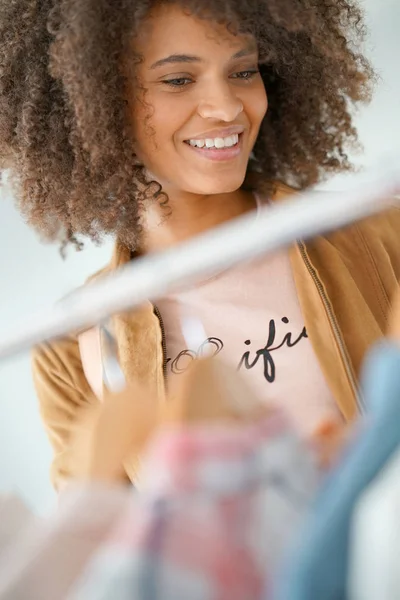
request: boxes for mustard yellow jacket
[32,184,400,490]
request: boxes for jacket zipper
[298,241,365,415]
[153,304,168,380]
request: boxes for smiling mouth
[184,132,240,149]
[183,133,243,161]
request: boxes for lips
[185,125,245,142]
[184,132,243,162]
[185,133,239,150]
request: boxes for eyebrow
[149,47,257,70]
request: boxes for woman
[0,0,399,490]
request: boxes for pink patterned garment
[0,411,320,600]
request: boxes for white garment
[348,445,400,600]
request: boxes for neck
[140,187,257,254]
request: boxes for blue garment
[274,342,400,600]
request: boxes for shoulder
[31,331,91,401]
[322,192,400,266]
[268,180,400,299]
[304,193,400,306]
[32,240,131,385]
[84,240,132,285]
[271,180,399,257]
[355,203,400,245]
[352,204,400,289]
[31,266,108,378]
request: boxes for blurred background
[0,0,399,514]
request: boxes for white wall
[320,0,400,189]
[0,197,113,512]
[0,0,399,514]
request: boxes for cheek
[260,91,268,120]
[245,84,268,129]
[132,95,181,159]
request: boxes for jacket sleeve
[31,333,98,491]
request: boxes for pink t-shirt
[156,199,343,437]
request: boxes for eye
[231,69,259,80]
[162,77,193,88]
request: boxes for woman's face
[128,4,268,197]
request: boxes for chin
[188,174,246,196]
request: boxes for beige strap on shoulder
[78,327,104,401]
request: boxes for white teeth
[187,133,240,149]
[224,136,235,147]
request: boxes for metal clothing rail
[0,166,399,361]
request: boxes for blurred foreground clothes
[0,412,320,600]
[275,342,400,600]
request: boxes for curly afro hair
[0,0,375,251]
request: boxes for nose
[197,81,243,122]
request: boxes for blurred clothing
[0,411,319,599]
